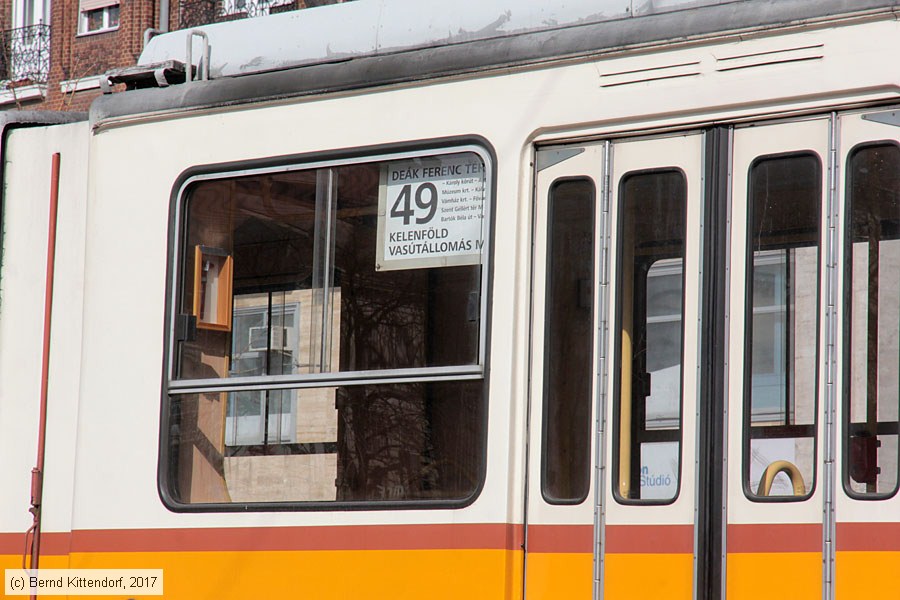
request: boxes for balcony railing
[178,0,353,30]
[179,0,300,29]
[0,24,51,85]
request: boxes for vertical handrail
[822,112,839,600]
[618,207,634,498]
[27,152,61,598]
[594,139,612,600]
[185,30,210,82]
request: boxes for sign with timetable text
[376,154,485,271]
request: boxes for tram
[1,0,899,598]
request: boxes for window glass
[744,154,820,500]
[845,143,900,498]
[167,380,485,503]
[334,163,481,372]
[80,5,119,33]
[166,149,489,507]
[87,9,103,30]
[107,5,120,27]
[615,170,686,503]
[176,153,484,381]
[541,179,595,503]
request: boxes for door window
[614,169,687,503]
[743,153,820,499]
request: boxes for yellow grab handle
[756,459,806,496]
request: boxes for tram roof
[94,0,900,124]
[138,0,900,79]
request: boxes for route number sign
[376,154,485,271]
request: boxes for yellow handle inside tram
[618,211,635,499]
[756,460,806,497]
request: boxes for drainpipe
[27,152,61,599]
[143,0,170,48]
[159,0,170,33]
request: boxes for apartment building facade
[0,0,347,111]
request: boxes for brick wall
[43,0,155,110]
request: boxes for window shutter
[79,0,119,13]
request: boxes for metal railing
[179,0,300,29]
[0,24,51,85]
[177,0,353,29]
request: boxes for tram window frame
[159,140,494,511]
[742,151,821,503]
[540,177,596,505]
[612,168,687,506]
[842,141,900,501]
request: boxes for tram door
[525,133,703,600]
[602,134,704,599]
[724,118,829,600]
[833,110,900,598]
[525,144,602,600]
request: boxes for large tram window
[744,154,820,500]
[541,179,595,504]
[165,149,488,507]
[614,170,686,504]
[844,143,900,499]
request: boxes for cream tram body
[1,0,900,598]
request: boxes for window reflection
[615,170,686,503]
[845,143,900,498]
[168,381,484,503]
[541,179,595,503]
[177,158,483,383]
[167,151,487,506]
[744,154,820,500]
[645,259,683,431]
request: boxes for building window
[13,0,48,28]
[163,145,491,508]
[78,0,119,34]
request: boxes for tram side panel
[0,122,90,570]
[66,92,523,598]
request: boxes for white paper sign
[376,154,485,271]
[640,441,679,500]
